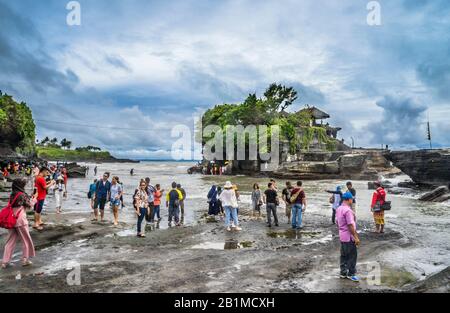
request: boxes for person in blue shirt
[325,186,343,224]
[88,179,98,215]
[93,173,111,223]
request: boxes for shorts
[285,204,292,217]
[34,199,45,214]
[373,211,385,225]
[111,199,121,207]
[94,198,107,211]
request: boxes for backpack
[290,189,302,203]
[0,192,24,229]
[169,189,180,207]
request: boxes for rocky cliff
[385,149,450,186]
[271,150,399,180]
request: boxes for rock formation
[385,149,450,186]
[418,186,450,202]
[64,163,88,178]
[271,150,399,180]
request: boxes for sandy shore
[0,207,447,293]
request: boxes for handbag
[329,195,335,204]
[373,190,391,211]
[0,192,23,229]
[381,201,392,211]
[290,190,301,203]
[373,201,382,212]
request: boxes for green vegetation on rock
[36,146,112,161]
[200,83,336,156]
[0,92,36,155]
[381,267,417,288]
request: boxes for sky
[1,0,449,159]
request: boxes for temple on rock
[298,105,342,139]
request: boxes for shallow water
[15,161,450,280]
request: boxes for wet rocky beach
[0,162,449,293]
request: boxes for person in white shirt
[219,181,241,232]
[54,175,66,214]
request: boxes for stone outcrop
[65,163,88,178]
[418,186,450,202]
[272,150,399,180]
[385,149,450,186]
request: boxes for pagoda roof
[298,106,330,119]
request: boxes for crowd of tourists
[1,164,390,283]
[2,161,35,178]
[206,178,389,282]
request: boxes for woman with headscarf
[325,185,343,224]
[371,181,387,233]
[2,178,36,268]
[207,185,220,217]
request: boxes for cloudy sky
[1,0,449,159]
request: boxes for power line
[35,119,176,131]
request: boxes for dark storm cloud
[416,60,450,101]
[366,95,428,146]
[0,1,77,93]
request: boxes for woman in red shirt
[370,181,387,234]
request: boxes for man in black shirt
[263,182,279,227]
[346,181,357,215]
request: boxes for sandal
[22,260,33,267]
[1,263,9,269]
[33,226,44,231]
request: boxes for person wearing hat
[2,178,36,268]
[336,191,360,282]
[219,181,241,231]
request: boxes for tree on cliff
[0,92,36,155]
[200,83,336,156]
[60,138,72,150]
[40,137,50,145]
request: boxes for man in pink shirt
[336,191,360,282]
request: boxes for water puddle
[190,240,253,250]
[191,242,225,250]
[267,229,322,239]
[301,234,333,246]
[115,229,136,237]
